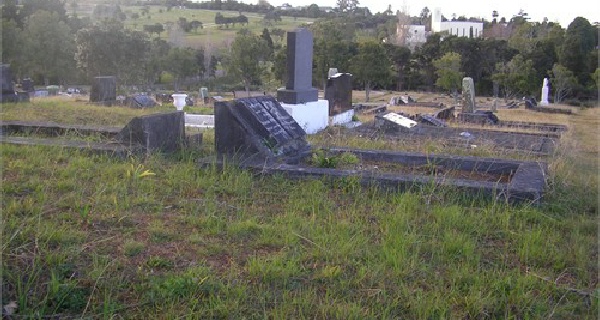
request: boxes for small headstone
[126,94,157,108]
[328,68,338,78]
[324,73,353,116]
[540,78,549,106]
[200,87,209,103]
[118,111,185,153]
[462,77,476,113]
[90,76,117,103]
[491,98,498,112]
[420,114,446,127]
[21,78,34,92]
[215,96,309,162]
[276,29,318,104]
[433,106,455,120]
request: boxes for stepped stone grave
[90,76,117,104]
[214,96,310,163]
[325,72,353,116]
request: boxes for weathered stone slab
[462,77,476,113]
[375,112,418,132]
[215,96,309,162]
[90,76,117,103]
[325,73,353,116]
[118,111,185,153]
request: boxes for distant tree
[225,30,270,94]
[419,6,430,24]
[549,64,577,102]
[271,28,285,42]
[433,52,464,94]
[493,54,535,98]
[349,41,391,102]
[208,55,218,78]
[261,28,274,57]
[190,20,203,32]
[19,0,68,23]
[195,48,206,78]
[21,10,76,85]
[236,15,248,25]
[559,17,597,88]
[145,38,171,86]
[143,23,164,36]
[383,43,411,91]
[1,19,24,76]
[166,47,198,91]
[75,22,150,85]
[306,4,321,18]
[273,45,287,84]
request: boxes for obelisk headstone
[492,81,499,112]
[462,77,476,113]
[540,78,549,106]
[277,29,318,104]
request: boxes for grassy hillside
[78,4,315,49]
[1,97,598,318]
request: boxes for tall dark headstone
[90,76,117,103]
[276,29,318,104]
[1,64,18,103]
[215,96,309,163]
[324,73,353,116]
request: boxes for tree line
[2,0,597,103]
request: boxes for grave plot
[348,118,560,156]
[1,112,189,157]
[200,95,548,205]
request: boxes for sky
[272,0,600,27]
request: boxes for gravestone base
[277,88,319,105]
[281,100,329,134]
[330,109,355,126]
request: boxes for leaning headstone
[90,76,117,103]
[277,29,318,104]
[118,111,185,153]
[540,78,549,106]
[215,96,309,163]
[433,106,455,120]
[126,94,157,108]
[462,77,476,113]
[324,73,353,116]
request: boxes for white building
[396,24,428,49]
[432,7,483,37]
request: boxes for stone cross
[276,29,318,104]
[540,78,549,106]
[462,77,476,113]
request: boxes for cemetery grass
[2,111,598,318]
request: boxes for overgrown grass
[0,98,175,126]
[1,103,598,318]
